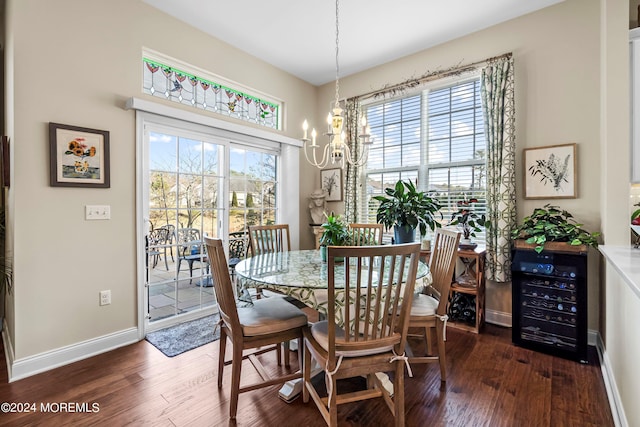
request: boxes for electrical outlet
[99,290,111,306]
[86,205,111,220]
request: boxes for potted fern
[511,204,600,253]
[373,179,442,244]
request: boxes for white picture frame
[321,168,343,202]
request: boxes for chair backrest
[158,224,176,243]
[177,228,202,256]
[228,231,249,260]
[326,243,421,363]
[349,223,384,245]
[204,237,240,330]
[426,228,461,315]
[147,227,170,249]
[248,224,291,256]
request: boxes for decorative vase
[393,225,416,244]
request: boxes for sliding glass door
[145,124,225,326]
[140,115,282,330]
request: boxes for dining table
[234,249,432,321]
[233,248,431,402]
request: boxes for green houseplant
[511,204,600,253]
[373,179,442,244]
[319,212,350,262]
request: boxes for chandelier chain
[334,0,340,107]
[300,0,371,170]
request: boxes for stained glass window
[143,57,280,130]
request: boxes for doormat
[145,314,221,357]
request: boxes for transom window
[362,76,487,240]
[142,50,281,130]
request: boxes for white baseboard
[594,332,628,427]
[485,309,511,327]
[5,325,139,383]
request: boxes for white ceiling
[143,0,564,86]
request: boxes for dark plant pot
[393,225,416,244]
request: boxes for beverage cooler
[511,247,588,363]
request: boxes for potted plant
[449,195,490,249]
[319,212,350,262]
[373,179,442,244]
[511,204,600,253]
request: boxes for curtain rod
[354,52,512,102]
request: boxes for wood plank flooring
[0,321,614,426]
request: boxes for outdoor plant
[511,204,600,253]
[373,179,442,239]
[449,195,490,241]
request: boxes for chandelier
[301,0,372,169]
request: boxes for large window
[362,77,487,240]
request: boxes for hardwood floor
[0,322,614,427]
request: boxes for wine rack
[511,247,588,363]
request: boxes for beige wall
[4,0,315,359]
[307,0,604,328]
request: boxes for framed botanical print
[320,168,343,202]
[524,143,576,199]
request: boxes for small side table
[420,245,486,333]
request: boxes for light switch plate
[86,205,111,220]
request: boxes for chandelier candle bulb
[311,128,317,146]
[303,120,308,140]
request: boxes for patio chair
[204,237,308,420]
[146,227,171,271]
[177,228,208,283]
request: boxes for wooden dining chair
[204,237,308,420]
[302,243,421,427]
[248,224,291,256]
[247,223,295,362]
[349,223,384,245]
[406,228,461,382]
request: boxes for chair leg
[283,341,290,367]
[218,327,227,389]
[327,373,338,427]
[436,321,447,381]
[303,338,311,403]
[229,342,243,420]
[276,342,282,366]
[425,326,434,356]
[394,360,405,427]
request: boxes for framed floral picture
[320,168,343,202]
[49,122,110,188]
[524,143,576,199]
